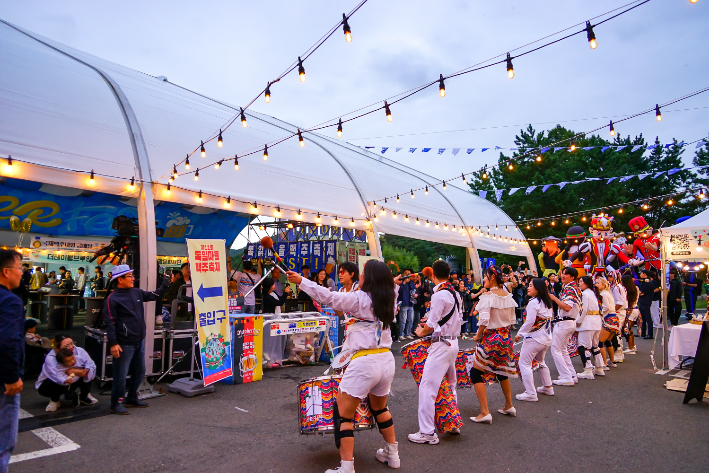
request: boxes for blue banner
[0,178,248,243]
[311,241,324,273]
[297,241,312,271]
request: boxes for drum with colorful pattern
[298,375,375,435]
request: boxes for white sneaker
[577,368,595,380]
[615,349,625,361]
[375,442,400,469]
[602,365,610,371]
[46,400,60,412]
[623,347,636,354]
[552,379,575,386]
[593,367,606,376]
[81,394,99,405]
[536,386,555,396]
[607,362,618,368]
[515,392,538,402]
[325,459,355,473]
[449,427,460,434]
[408,431,439,444]
[573,376,579,384]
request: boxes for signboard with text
[187,239,233,385]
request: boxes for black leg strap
[339,417,354,425]
[372,406,389,417]
[339,429,354,438]
[377,418,394,430]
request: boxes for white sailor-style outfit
[517,298,553,399]
[551,282,581,385]
[576,287,604,379]
[611,283,628,357]
[414,282,462,438]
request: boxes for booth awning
[660,209,709,262]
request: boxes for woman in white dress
[287,260,400,473]
[576,276,605,380]
[610,272,628,361]
[596,277,619,369]
[514,278,554,401]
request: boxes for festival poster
[298,241,312,272]
[319,307,340,362]
[285,242,299,271]
[229,315,263,384]
[187,239,233,386]
[324,240,338,281]
[312,241,324,272]
[274,242,288,264]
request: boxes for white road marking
[234,407,249,412]
[9,409,80,464]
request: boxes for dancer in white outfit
[548,267,581,386]
[408,260,463,445]
[596,277,619,368]
[287,260,400,473]
[610,273,627,362]
[576,276,605,380]
[514,278,554,401]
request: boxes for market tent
[660,209,709,262]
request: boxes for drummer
[409,260,462,445]
[287,260,401,473]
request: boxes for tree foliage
[381,242,420,273]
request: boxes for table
[668,323,703,369]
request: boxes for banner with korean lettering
[187,239,233,385]
[285,242,299,271]
[323,240,338,281]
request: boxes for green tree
[380,234,465,269]
[381,243,420,273]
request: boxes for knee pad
[611,336,619,349]
[591,347,600,357]
[577,346,588,364]
[495,374,507,382]
[471,367,485,384]
[372,406,394,430]
[604,340,613,348]
[598,342,605,349]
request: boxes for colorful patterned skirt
[473,327,517,377]
[602,314,620,334]
[567,331,579,357]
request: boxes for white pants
[519,338,552,395]
[578,330,603,368]
[616,312,627,349]
[651,301,660,328]
[418,339,458,435]
[551,319,576,381]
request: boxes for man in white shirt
[548,267,580,386]
[230,260,261,314]
[409,260,462,445]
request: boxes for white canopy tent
[658,209,709,370]
[0,20,534,372]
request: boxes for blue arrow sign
[197,283,223,302]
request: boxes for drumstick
[260,236,290,274]
[401,267,433,280]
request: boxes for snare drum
[400,338,463,433]
[298,375,375,435]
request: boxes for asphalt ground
[11,333,708,473]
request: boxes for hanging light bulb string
[367,88,708,206]
[162,0,652,181]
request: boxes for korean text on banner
[187,239,233,385]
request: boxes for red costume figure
[628,216,661,271]
[568,214,636,278]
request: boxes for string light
[439,74,446,97]
[435,222,439,229]
[655,104,662,121]
[215,160,222,170]
[217,130,223,147]
[263,145,269,161]
[234,156,239,170]
[581,216,587,221]
[508,163,514,171]
[411,189,415,198]
[298,130,305,147]
[404,215,409,222]
[380,207,386,215]
[350,217,355,226]
[89,170,95,184]
[536,152,542,162]
[185,155,190,170]
[384,101,393,122]
[482,168,488,179]
[425,220,430,227]
[667,199,673,206]
[617,208,623,214]
[393,211,397,218]
[609,120,615,136]
[240,108,248,127]
[442,180,447,190]
[225,196,231,208]
[342,13,352,42]
[264,83,271,103]
[200,141,206,157]
[197,190,202,203]
[461,174,466,183]
[642,203,649,210]
[316,213,321,223]
[425,186,429,195]
[194,169,199,181]
[506,53,514,79]
[565,219,569,224]
[537,221,542,226]
[337,118,343,138]
[251,202,258,213]
[275,206,282,217]
[396,194,400,203]
[298,57,306,82]
[5,156,11,168]
[699,191,706,199]
[333,216,340,226]
[128,177,135,190]
[569,140,576,152]
[526,224,531,230]
[173,166,178,179]
[585,21,597,49]
[416,217,420,225]
[297,209,303,220]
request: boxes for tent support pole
[365,227,382,258]
[661,244,669,371]
[467,248,483,284]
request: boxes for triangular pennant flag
[452,148,460,156]
[395,147,403,152]
[365,146,375,149]
[482,148,490,152]
[540,147,550,153]
[583,147,595,150]
[437,148,446,155]
[631,145,643,152]
[558,182,568,189]
[409,148,417,153]
[667,168,680,175]
[607,177,618,184]
[495,189,504,201]
[646,144,657,150]
[478,190,487,199]
[509,188,520,195]
[525,186,537,195]
[587,177,602,181]
[422,148,431,152]
[601,146,610,153]
[664,143,673,149]
[542,184,552,193]
[554,147,564,151]
[510,148,518,151]
[653,171,665,178]
[615,146,627,151]
[697,142,704,148]
[638,173,650,180]
[495,146,504,150]
[381,147,388,154]
[467,148,475,154]
[619,175,634,182]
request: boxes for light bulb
[337,118,343,138]
[194,169,199,181]
[128,177,135,190]
[316,213,321,223]
[536,154,542,162]
[342,14,352,42]
[296,209,302,220]
[655,104,662,121]
[697,246,703,252]
[442,180,447,190]
[298,129,305,147]
[396,194,400,202]
[569,142,576,152]
[439,74,446,97]
[667,199,673,205]
[350,218,355,226]
[506,53,514,79]
[586,21,597,49]
[240,108,248,127]
[298,56,306,82]
[416,217,420,225]
[404,215,409,222]
[173,166,178,179]
[609,121,615,136]
[234,156,239,170]
[411,189,415,198]
[225,196,231,208]
[263,145,268,161]
[381,207,386,215]
[89,170,95,185]
[185,155,190,170]
[197,191,202,203]
[482,170,488,179]
[200,141,206,157]
[217,130,223,147]
[215,160,222,170]
[384,101,393,122]
[265,83,271,103]
[508,163,514,171]
[425,220,430,227]
[435,223,439,229]
[461,174,466,183]
[275,206,282,217]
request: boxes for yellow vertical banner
[186,239,233,385]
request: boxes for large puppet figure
[556,226,591,277]
[567,214,636,278]
[538,236,562,277]
[628,216,661,271]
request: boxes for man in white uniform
[548,267,580,386]
[409,260,462,445]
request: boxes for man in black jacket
[667,270,684,326]
[103,265,169,414]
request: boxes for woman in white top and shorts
[596,277,619,368]
[610,273,628,360]
[470,265,518,424]
[576,276,605,380]
[514,278,554,402]
[287,260,400,473]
